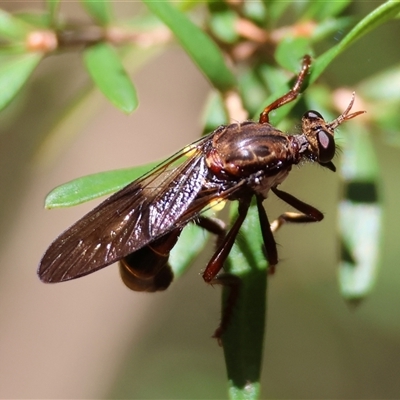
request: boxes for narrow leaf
[80,0,113,25]
[45,162,159,209]
[83,43,138,113]
[0,53,42,111]
[143,0,236,93]
[222,202,267,400]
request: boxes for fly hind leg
[200,198,252,342]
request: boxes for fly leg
[270,186,324,234]
[256,195,278,274]
[259,55,311,124]
[202,197,251,341]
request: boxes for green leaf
[0,9,36,41]
[80,0,113,25]
[143,0,236,93]
[45,162,159,209]
[338,126,382,301]
[0,53,42,111]
[222,202,267,400]
[312,1,400,82]
[83,43,138,113]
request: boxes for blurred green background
[0,1,400,399]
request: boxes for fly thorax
[206,121,293,179]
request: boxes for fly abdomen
[119,228,181,292]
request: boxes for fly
[38,55,364,296]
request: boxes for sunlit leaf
[45,162,159,209]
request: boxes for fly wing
[38,145,210,283]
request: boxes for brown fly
[38,55,364,296]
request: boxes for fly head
[301,92,365,168]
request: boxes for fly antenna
[327,92,366,130]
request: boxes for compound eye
[317,128,335,163]
[303,110,323,120]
